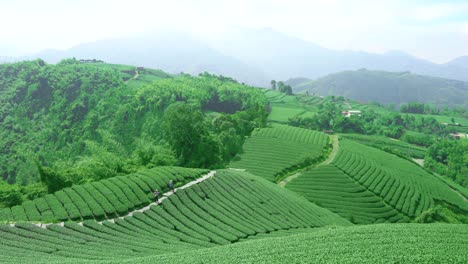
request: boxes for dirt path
[412,158,424,167]
[10,171,216,229]
[278,172,302,187]
[279,135,339,187]
[124,67,140,84]
[320,135,339,166]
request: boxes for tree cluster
[271,80,293,95]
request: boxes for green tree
[37,164,73,194]
[0,182,23,207]
[270,80,276,90]
[162,102,221,168]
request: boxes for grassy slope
[52,224,468,264]
[0,170,349,263]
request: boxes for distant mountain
[208,28,468,83]
[29,31,270,86]
[24,28,468,86]
[287,69,468,108]
[445,56,468,69]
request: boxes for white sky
[1,0,468,63]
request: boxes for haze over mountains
[287,69,468,108]
[6,28,468,86]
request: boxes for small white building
[341,110,362,118]
[450,133,468,139]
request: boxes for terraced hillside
[229,124,329,182]
[287,165,407,224]
[341,134,427,159]
[287,138,468,224]
[265,90,325,123]
[0,167,208,223]
[0,170,349,263]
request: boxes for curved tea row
[287,139,467,224]
[230,125,329,182]
[0,170,349,263]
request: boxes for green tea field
[0,170,350,263]
[287,138,467,224]
[229,124,330,182]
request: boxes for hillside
[0,167,208,223]
[5,224,466,263]
[229,125,329,182]
[265,90,325,123]
[287,138,468,224]
[100,224,468,264]
[1,60,467,263]
[0,169,349,263]
[289,69,468,108]
[0,60,267,189]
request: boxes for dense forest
[0,59,267,207]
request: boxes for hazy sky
[1,0,468,63]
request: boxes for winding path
[10,171,216,229]
[279,135,339,187]
[124,67,140,84]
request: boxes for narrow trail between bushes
[412,158,424,167]
[9,171,216,229]
[124,67,140,84]
[279,135,339,187]
[319,135,339,166]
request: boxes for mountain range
[5,28,468,87]
[287,69,468,108]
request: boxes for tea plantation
[341,134,427,159]
[0,167,209,223]
[229,124,329,182]
[0,170,349,263]
[287,138,467,223]
[6,224,467,263]
[1,61,467,263]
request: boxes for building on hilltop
[449,133,468,139]
[341,110,362,118]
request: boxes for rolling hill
[80,224,467,264]
[288,69,468,107]
[286,138,468,224]
[0,60,267,186]
[229,125,329,182]
[0,169,349,263]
